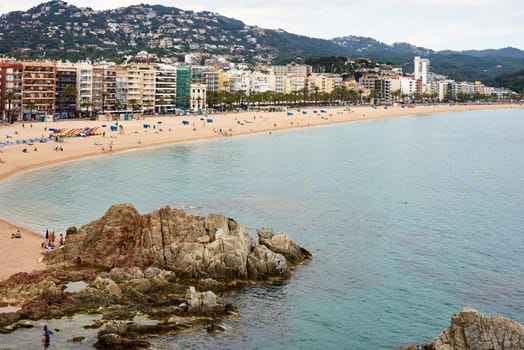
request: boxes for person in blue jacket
[42,325,50,345]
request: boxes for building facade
[176,66,191,109]
[0,62,23,121]
[21,61,56,118]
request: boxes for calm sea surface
[0,108,523,349]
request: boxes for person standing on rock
[42,325,50,346]
[275,260,283,275]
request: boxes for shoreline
[0,103,521,282]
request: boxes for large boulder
[257,227,312,263]
[432,307,524,350]
[44,204,311,282]
[186,286,225,316]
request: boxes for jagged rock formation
[44,203,311,282]
[0,204,310,348]
[431,307,524,350]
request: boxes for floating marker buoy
[304,176,307,181]
[144,166,148,170]
[464,185,469,191]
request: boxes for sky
[1,0,523,51]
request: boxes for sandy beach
[0,103,520,281]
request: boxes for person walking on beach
[42,325,50,345]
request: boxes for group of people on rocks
[41,229,65,250]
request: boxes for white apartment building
[251,71,271,93]
[414,56,430,85]
[399,76,418,96]
[285,75,307,94]
[154,63,177,112]
[436,80,455,101]
[190,82,206,112]
[75,63,93,112]
[228,72,251,94]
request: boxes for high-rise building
[21,61,56,119]
[0,61,23,121]
[126,64,155,113]
[154,63,177,113]
[75,63,93,116]
[176,66,191,109]
[413,56,430,85]
[91,64,117,113]
[55,64,77,118]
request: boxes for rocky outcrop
[44,203,311,282]
[432,307,524,350]
[0,203,311,347]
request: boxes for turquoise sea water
[0,108,523,349]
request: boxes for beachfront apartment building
[21,61,56,118]
[154,63,177,113]
[92,67,104,113]
[414,56,432,95]
[115,66,128,111]
[203,71,219,93]
[285,75,307,94]
[55,65,77,118]
[228,72,252,94]
[399,76,418,97]
[414,56,430,85]
[269,63,311,79]
[76,63,93,115]
[176,66,191,109]
[190,65,220,93]
[91,64,117,113]
[217,71,230,92]
[103,66,117,112]
[310,74,343,94]
[0,61,23,121]
[251,71,272,93]
[126,64,156,113]
[190,82,206,112]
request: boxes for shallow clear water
[0,109,523,349]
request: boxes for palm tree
[114,100,122,112]
[101,92,107,113]
[182,94,190,110]
[129,98,139,112]
[5,90,16,123]
[25,101,37,121]
[80,101,92,118]
[143,99,153,114]
[61,85,77,118]
[313,86,320,104]
[157,98,166,114]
